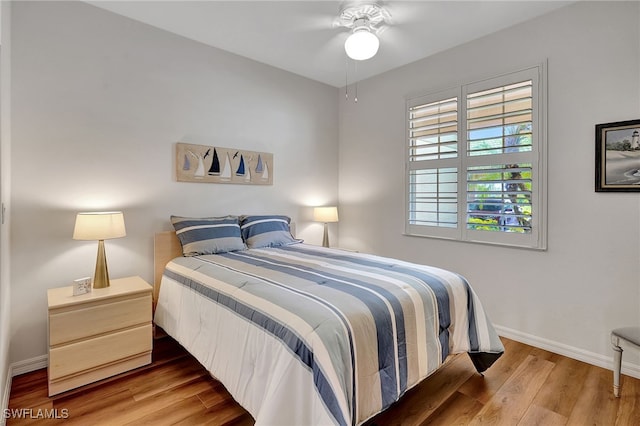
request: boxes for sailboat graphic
[194,158,205,177]
[261,161,269,180]
[187,150,205,178]
[220,153,232,180]
[236,155,246,176]
[255,155,264,174]
[183,154,191,171]
[245,158,252,182]
[207,148,220,176]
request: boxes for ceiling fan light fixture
[338,4,388,61]
[345,27,379,61]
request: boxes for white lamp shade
[73,211,126,240]
[313,206,339,223]
[345,29,379,60]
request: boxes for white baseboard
[1,368,11,426]
[495,325,640,379]
[10,355,47,377]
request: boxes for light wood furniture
[153,231,181,307]
[611,326,640,397]
[47,276,153,396]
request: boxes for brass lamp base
[322,223,330,248]
[93,239,111,288]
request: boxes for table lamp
[313,206,339,248]
[73,211,126,289]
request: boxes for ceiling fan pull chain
[345,56,349,100]
[354,61,358,103]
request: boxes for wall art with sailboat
[176,142,273,185]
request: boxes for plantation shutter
[406,89,461,239]
[464,79,534,235]
[406,65,546,249]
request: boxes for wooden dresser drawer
[49,323,152,380]
[47,276,153,395]
[49,294,151,346]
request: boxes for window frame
[405,64,547,250]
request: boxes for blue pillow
[171,215,246,256]
[240,215,302,249]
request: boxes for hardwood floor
[6,336,640,425]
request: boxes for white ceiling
[89,1,572,88]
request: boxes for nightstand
[47,276,153,396]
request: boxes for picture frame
[72,277,92,296]
[595,119,640,192]
[176,142,273,185]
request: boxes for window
[406,66,546,249]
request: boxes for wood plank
[52,389,136,425]
[197,381,232,409]
[129,356,210,401]
[518,403,567,426]
[532,354,590,417]
[99,377,217,425]
[364,353,476,426]
[615,375,640,425]
[566,366,620,426]
[172,398,253,426]
[458,337,531,404]
[123,395,206,425]
[421,391,484,425]
[468,354,555,425]
[529,346,560,362]
[201,399,254,426]
[8,370,50,411]
[217,412,255,426]
[8,337,640,426]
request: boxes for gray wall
[9,1,339,363]
[338,1,640,371]
[0,0,12,412]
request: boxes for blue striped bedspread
[155,244,504,425]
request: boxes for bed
[153,217,504,426]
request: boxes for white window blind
[408,97,458,161]
[467,81,533,156]
[405,66,546,249]
[407,89,461,239]
[408,167,458,228]
[466,163,532,234]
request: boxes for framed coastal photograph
[595,119,640,192]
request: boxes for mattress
[154,244,504,425]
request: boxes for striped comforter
[154,244,504,426]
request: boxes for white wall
[0,0,11,417]
[339,1,640,371]
[9,1,338,363]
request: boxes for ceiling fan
[336,3,391,61]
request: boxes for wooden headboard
[153,231,182,305]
